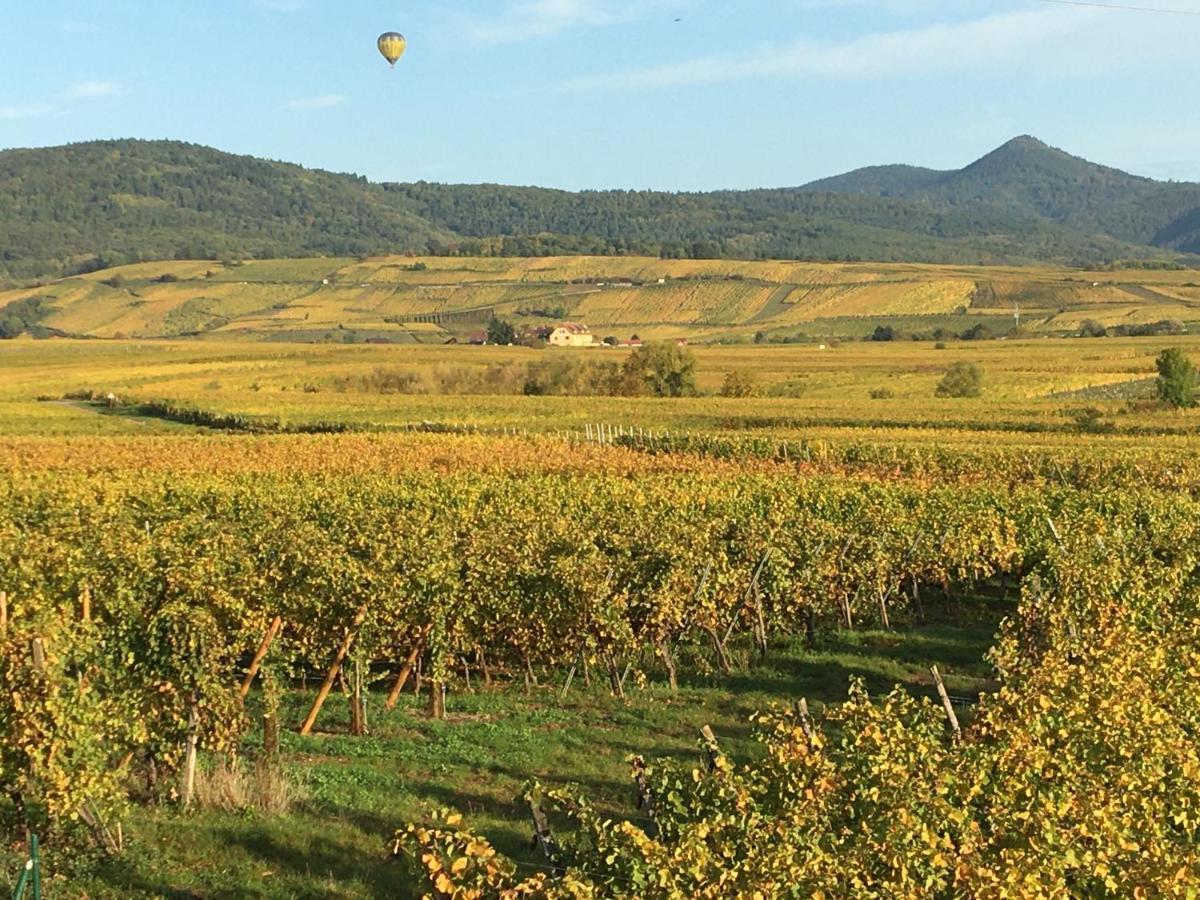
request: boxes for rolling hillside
[801,136,1200,253]
[0,142,453,280]
[2,138,1200,283]
[4,255,1200,343]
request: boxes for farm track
[748,284,800,324]
[1117,283,1185,305]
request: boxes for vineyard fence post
[181,704,199,808]
[930,666,962,741]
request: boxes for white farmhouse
[548,323,595,347]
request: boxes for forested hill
[2,136,1199,280]
[0,141,453,280]
[797,136,1200,252]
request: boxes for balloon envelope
[378,32,407,67]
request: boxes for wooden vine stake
[752,583,768,657]
[429,680,446,721]
[349,657,367,736]
[529,798,560,865]
[477,646,492,688]
[657,639,678,692]
[263,712,280,756]
[930,666,962,741]
[181,704,199,808]
[1046,516,1066,549]
[559,650,582,700]
[385,625,432,711]
[876,587,891,631]
[700,725,721,773]
[299,604,368,736]
[0,590,7,636]
[239,616,283,699]
[794,698,814,742]
[631,755,658,837]
[604,651,626,700]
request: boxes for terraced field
[3,255,1199,342]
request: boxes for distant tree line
[3,139,1199,281]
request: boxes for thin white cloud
[65,81,126,100]
[285,94,348,111]
[466,0,685,44]
[566,4,1191,89]
[0,104,55,121]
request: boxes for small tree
[936,362,983,398]
[486,318,516,346]
[622,342,697,397]
[1155,348,1197,408]
[1078,319,1108,338]
[870,325,896,342]
[0,315,24,339]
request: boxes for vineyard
[0,425,1198,896]
[6,255,1200,342]
[2,332,1200,896]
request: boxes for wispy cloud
[566,4,1191,89]
[285,94,347,111]
[65,80,127,100]
[465,0,685,44]
[0,104,56,121]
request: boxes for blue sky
[2,1,1198,190]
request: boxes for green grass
[35,607,1002,899]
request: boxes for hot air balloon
[378,32,407,68]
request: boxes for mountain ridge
[1,136,1198,282]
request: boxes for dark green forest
[1,136,1198,281]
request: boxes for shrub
[960,323,993,341]
[1069,406,1115,434]
[720,371,759,398]
[1078,319,1108,338]
[869,325,897,342]
[1155,347,1197,408]
[869,387,895,400]
[936,362,983,398]
[0,315,23,339]
[766,379,807,398]
[523,358,618,397]
[1113,319,1185,337]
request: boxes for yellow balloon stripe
[378,33,407,66]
